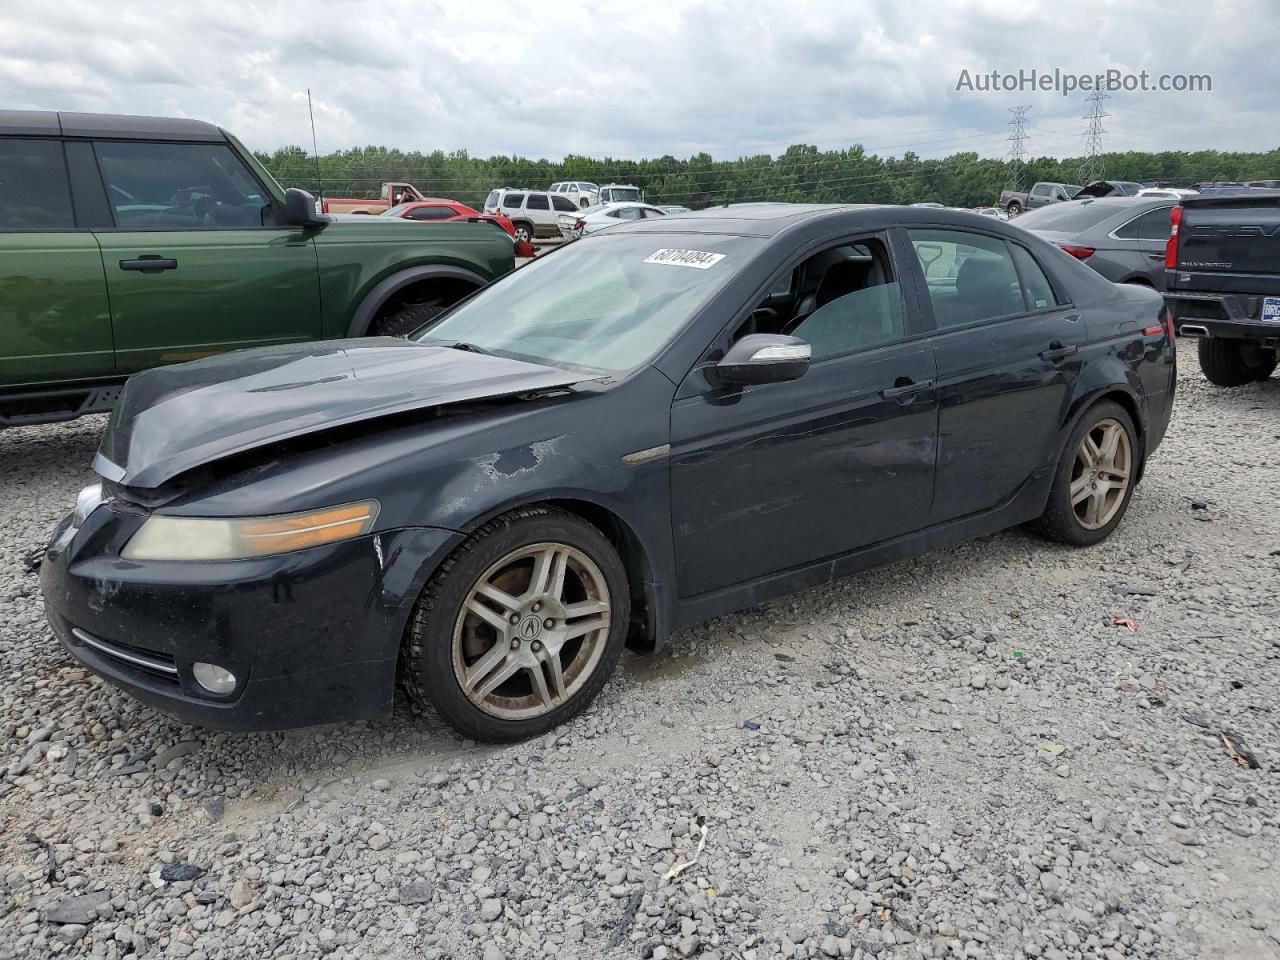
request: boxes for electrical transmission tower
[1080,91,1110,183]
[1006,106,1030,192]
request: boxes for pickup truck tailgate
[1171,192,1280,295]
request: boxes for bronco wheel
[1031,400,1138,546]
[369,300,446,338]
[403,507,629,741]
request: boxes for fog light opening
[192,662,237,695]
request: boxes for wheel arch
[455,494,665,653]
[1059,383,1147,485]
[346,265,489,338]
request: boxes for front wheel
[403,507,629,742]
[1198,338,1278,386]
[1030,401,1138,546]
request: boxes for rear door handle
[1146,254,1164,262]
[119,257,178,272]
[880,377,935,401]
[1039,342,1078,363]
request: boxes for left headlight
[121,500,380,562]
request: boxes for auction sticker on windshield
[644,249,726,269]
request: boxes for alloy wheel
[451,542,612,720]
[1070,418,1132,530]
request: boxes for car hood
[97,339,593,489]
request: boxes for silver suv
[483,189,581,242]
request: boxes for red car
[382,200,536,257]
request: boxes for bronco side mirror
[283,188,329,228]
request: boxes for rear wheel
[512,222,534,244]
[1007,201,1023,217]
[369,300,446,338]
[1198,338,1278,386]
[403,507,629,742]
[1031,400,1138,546]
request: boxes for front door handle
[119,257,178,272]
[880,377,935,401]
[1039,341,1078,363]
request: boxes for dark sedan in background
[41,204,1177,742]
[1011,196,1176,290]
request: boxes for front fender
[346,264,491,338]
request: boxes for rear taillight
[1162,305,1176,341]
[321,199,329,213]
[573,220,585,231]
[1058,244,1095,260]
[1165,204,1182,270]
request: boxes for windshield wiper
[445,341,496,356]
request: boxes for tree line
[256,142,1280,210]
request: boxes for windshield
[415,233,757,372]
[1013,200,1118,232]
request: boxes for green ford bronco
[0,111,516,426]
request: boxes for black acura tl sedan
[41,204,1176,742]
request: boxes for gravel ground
[1,342,1278,960]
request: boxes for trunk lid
[97,338,590,489]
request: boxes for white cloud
[0,0,1271,161]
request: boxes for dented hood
[97,338,589,489]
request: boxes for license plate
[1264,297,1280,323]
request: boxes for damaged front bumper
[40,504,460,731]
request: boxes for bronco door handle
[880,377,935,400]
[1039,342,1078,363]
[119,257,178,272]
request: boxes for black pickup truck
[1165,192,1280,385]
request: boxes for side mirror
[715,334,810,386]
[283,188,328,227]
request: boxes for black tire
[402,506,630,742]
[512,221,534,244]
[1007,201,1023,217]
[1030,400,1139,546]
[369,300,447,338]
[579,198,590,209]
[1198,338,1278,386]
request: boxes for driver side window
[734,237,905,362]
[94,141,269,229]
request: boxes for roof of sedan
[0,110,224,141]
[609,202,997,237]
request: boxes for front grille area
[69,627,180,685]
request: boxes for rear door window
[408,205,456,220]
[0,138,75,229]
[908,229,1026,328]
[94,141,269,229]
[1009,243,1059,310]
[525,194,550,210]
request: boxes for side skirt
[668,481,1046,634]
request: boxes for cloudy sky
[1,0,1274,162]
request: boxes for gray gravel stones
[43,890,111,925]
[1,346,1278,960]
